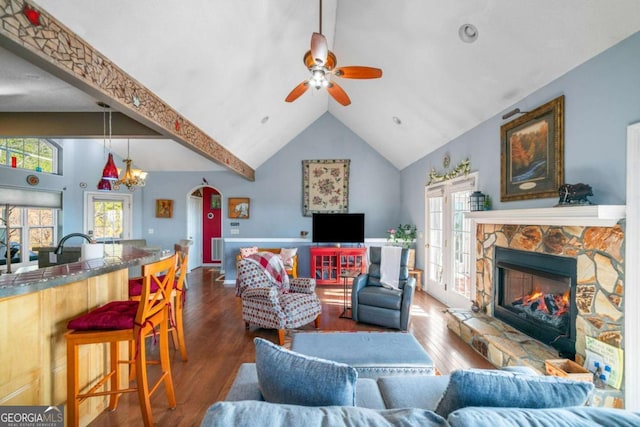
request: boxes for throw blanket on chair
[380,246,402,289]
[237,252,290,295]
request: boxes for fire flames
[520,290,570,316]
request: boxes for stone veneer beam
[0,0,254,181]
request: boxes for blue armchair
[351,247,416,330]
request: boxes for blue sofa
[200,339,640,426]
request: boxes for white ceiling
[3,0,640,173]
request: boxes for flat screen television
[312,213,365,244]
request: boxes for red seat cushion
[128,274,176,297]
[67,301,139,330]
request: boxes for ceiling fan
[285,0,382,106]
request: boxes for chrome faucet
[54,233,94,255]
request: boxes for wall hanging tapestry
[302,159,350,216]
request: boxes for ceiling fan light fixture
[459,24,478,43]
[311,69,329,89]
[284,0,381,105]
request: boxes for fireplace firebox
[494,247,577,359]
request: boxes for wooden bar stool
[129,244,189,361]
[65,255,178,427]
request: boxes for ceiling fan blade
[326,82,351,106]
[311,32,328,65]
[285,81,310,103]
[334,66,383,79]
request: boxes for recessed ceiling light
[260,116,269,124]
[459,24,478,43]
[392,116,402,125]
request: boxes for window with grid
[1,206,56,270]
[427,195,444,285]
[0,138,58,173]
[451,190,473,299]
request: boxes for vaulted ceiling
[2,1,640,175]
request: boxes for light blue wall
[140,113,401,277]
[2,32,637,280]
[400,31,640,271]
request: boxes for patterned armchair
[236,252,321,345]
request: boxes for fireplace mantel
[466,205,626,227]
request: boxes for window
[84,192,132,241]
[0,206,56,271]
[424,173,477,308]
[0,138,59,173]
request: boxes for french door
[424,173,477,308]
[84,192,132,241]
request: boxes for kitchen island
[0,245,164,425]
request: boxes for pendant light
[97,178,112,191]
[97,102,117,190]
[101,105,118,181]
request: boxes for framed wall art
[500,95,564,202]
[228,197,250,218]
[156,199,173,218]
[302,159,350,216]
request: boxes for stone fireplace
[493,247,577,359]
[446,205,626,408]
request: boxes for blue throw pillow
[254,337,358,406]
[434,369,594,418]
[447,406,640,427]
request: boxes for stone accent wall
[0,0,254,180]
[474,222,625,363]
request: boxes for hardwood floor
[88,267,492,426]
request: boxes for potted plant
[387,224,417,248]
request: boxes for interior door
[424,174,476,308]
[187,194,202,272]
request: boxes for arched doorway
[186,185,223,272]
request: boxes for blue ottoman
[291,331,435,378]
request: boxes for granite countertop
[0,245,165,299]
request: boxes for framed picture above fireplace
[500,95,564,202]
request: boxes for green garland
[427,158,471,185]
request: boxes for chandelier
[113,139,147,191]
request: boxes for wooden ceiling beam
[0,112,161,138]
